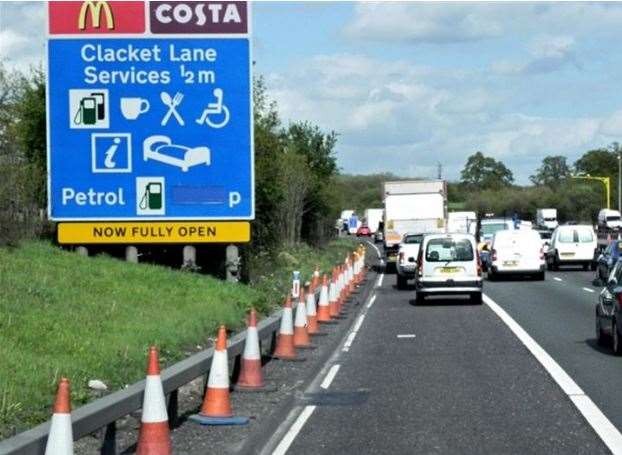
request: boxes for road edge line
[271,405,317,455]
[484,293,622,454]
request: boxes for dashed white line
[367,294,377,308]
[583,287,596,294]
[271,405,317,455]
[484,294,622,454]
[352,313,366,333]
[320,364,341,389]
[397,334,416,339]
[342,331,357,352]
[377,273,384,288]
[554,277,563,282]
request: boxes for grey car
[596,260,622,354]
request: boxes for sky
[2,1,622,183]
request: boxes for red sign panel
[49,1,145,34]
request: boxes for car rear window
[558,229,594,243]
[480,223,508,236]
[425,238,474,262]
[404,235,423,244]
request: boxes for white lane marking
[377,273,384,288]
[352,313,366,333]
[484,294,622,454]
[367,294,377,308]
[363,239,382,260]
[320,364,341,389]
[554,277,563,282]
[397,334,416,339]
[342,331,357,352]
[583,287,596,294]
[272,405,317,455]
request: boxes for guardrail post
[182,245,197,269]
[226,244,239,282]
[125,246,138,263]
[100,421,116,455]
[76,246,89,257]
[167,390,179,427]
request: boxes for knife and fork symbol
[160,91,184,126]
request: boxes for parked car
[356,225,371,236]
[396,233,424,290]
[488,230,545,280]
[595,261,622,353]
[595,240,622,283]
[414,233,483,304]
[546,225,597,271]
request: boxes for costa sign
[150,2,248,34]
[49,1,145,34]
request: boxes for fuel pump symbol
[136,178,165,215]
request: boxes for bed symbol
[143,135,211,172]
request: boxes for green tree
[460,151,514,189]
[530,155,570,187]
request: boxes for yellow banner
[58,222,250,244]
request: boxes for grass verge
[0,237,361,438]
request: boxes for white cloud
[0,2,46,72]
[266,52,614,183]
[492,35,578,75]
[344,3,501,44]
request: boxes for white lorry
[383,180,447,265]
[364,208,384,233]
[536,208,558,230]
[598,208,622,230]
[337,210,354,234]
[447,211,477,235]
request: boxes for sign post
[47,1,253,244]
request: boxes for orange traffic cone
[305,283,321,335]
[329,269,340,318]
[317,274,334,323]
[44,378,73,455]
[312,265,321,289]
[236,309,275,392]
[294,288,313,348]
[192,326,249,425]
[136,347,172,455]
[273,297,305,360]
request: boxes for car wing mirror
[608,277,618,288]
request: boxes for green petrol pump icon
[136,177,165,215]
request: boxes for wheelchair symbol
[196,88,230,129]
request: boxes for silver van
[414,233,483,304]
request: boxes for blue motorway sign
[47,38,253,220]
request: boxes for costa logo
[150,2,248,34]
[49,1,145,35]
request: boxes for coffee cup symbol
[121,98,150,120]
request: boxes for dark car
[596,240,622,283]
[356,225,371,236]
[596,261,622,354]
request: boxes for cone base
[309,331,329,337]
[190,414,249,426]
[318,319,338,325]
[233,382,278,393]
[295,344,317,350]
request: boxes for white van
[546,225,597,271]
[414,233,483,304]
[598,209,622,230]
[488,230,545,280]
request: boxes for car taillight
[399,252,404,262]
[491,249,497,262]
[617,294,622,309]
[417,255,423,277]
[540,248,544,260]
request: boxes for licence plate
[503,260,518,266]
[560,252,575,257]
[440,267,459,274]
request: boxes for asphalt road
[270,245,615,454]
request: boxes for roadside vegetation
[0,238,358,438]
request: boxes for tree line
[0,63,341,251]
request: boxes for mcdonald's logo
[78,1,114,30]
[49,1,145,35]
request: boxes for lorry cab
[598,209,622,230]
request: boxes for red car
[356,225,372,236]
